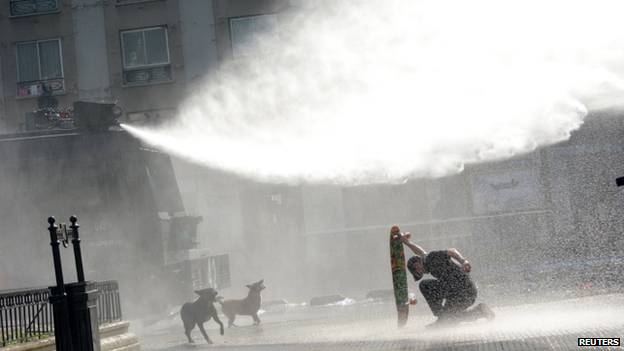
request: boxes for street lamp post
[48,216,101,351]
[48,217,74,351]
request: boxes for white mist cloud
[124,0,624,185]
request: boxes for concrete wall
[72,0,111,101]
[178,0,219,92]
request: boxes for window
[10,0,58,16]
[15,39,64,97]
[230,14,278,56]
[121,27,171,85]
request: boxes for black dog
[180,288,224,344]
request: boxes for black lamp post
[48,217,74,351]
[48,216,100,351]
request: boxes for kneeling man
[400,235,495,328]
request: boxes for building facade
[0,0,224,131]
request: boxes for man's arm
[445,248,471,273]
[400,236,427,256]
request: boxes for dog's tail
[216,296,224,305]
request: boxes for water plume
[124,0,624,185]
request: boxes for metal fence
[96,280,122,324]
[0,280,122,347]
[0,287,52,347]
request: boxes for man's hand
[446,248,471,273]
[399,233,411,244]
[462,261,472,273]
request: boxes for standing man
[399,235,495,327]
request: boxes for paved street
[132,292,624,351]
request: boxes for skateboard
[389,225,416,327]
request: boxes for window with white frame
[15,39,64,96]
[230,14,278,57]
[121,27,171,85]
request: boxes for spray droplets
[125,0,624,185]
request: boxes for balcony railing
[123,65,171,85]
[10,0,58,16]
[17,78,64,97]
[116,0,154,3]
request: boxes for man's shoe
[477,303,495,321]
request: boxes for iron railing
[0,280,122,347]
[0,287,52,347]
[116,0,152,3]
[10,0,57,16]
[17,78,64,98]
[123,65,171,85]
[96,280,122,324]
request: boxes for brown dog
[217,279,266,327]
[180,288,224,344]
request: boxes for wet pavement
[133,291,624,351]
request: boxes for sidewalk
[135,292,624,351]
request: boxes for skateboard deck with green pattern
[389,225,415,327]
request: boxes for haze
[124,0,624,185]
